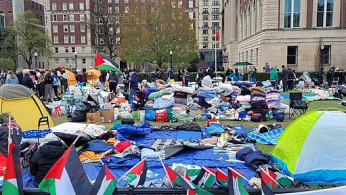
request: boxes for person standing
[167,68,174,80]
[326,67,334,88]
[22,70,34,90]
[281,65,288,92]
[108,71,119,94]
[129,69,138,108]
[318,68,324,85]
[287,68,296,90]
[252,67,257,83]
[0,70,7,85]
[75,70,85,83]
[264,63,270,72]
[100,70,107,88]
[52,70,60,98]
[38,71,45,98]
[5,70,19,84]
[16,67,23,85]
[226,68,242,82]
[270,67,279,89]
[248,68,253,82]
[44,70,53,102]
[183,68,190,86]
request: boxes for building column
[230,0,237,41]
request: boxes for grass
[52,94,345,155]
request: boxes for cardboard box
[86,111,100,124]
[100,107,114,123]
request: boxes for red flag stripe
[95,52,105,67]
[164,166,178,183]
[105,166,116,181]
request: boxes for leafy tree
[119,0,198,68]
[0,58,15,70]
[89,1,122,60]
[3,11,52,69]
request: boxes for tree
[119,0,198,68]
[89,1,122,60]
[3,11,52,69]
[0,58,15,70]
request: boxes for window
[317,0,334,27]
[80,14,85,21]
[203,22,208,28]
[82,58,86,64]
[55,47,58,53]
[115,7,120,13]
[63,25,68,32]
[189,12,193,19]
[321,45,331,64]
[53,15,57,21]
[81,36,85,43]
[72,47,75,52]
[125,0,129,3]
[203,0,208,6]
[65,47,69,53]
[125,6,129,13]
[115,0,119,3]
[69,3,74,10]
[212,22,219,27]
[53,25,58,33]
[212,15,219,20]
[212,36,216,41]
[52,3,57,10]
[178,0,183,7]
[64,36,69,43]
[212,8,219,14]
[70,25,75,32]
[99,18,103,24]
[55,59,59,65]
[79,3,84,10]
[287,46,298,65]
[80,24,85,32]
[116,28,120,34]
[203,15,208,20]
[62,3,67,10]
[82,47,86,53]
[203,43,208,48]
[70,14,74,21]
[284,0,300,28]
[108,7,112,14]
[203,29,208,34]
[108,0,112,3]
[53,36,58,43]
[100,38,104,45]
[189,0,193,8]
[71,36,75,43]
[63,14,68,21]
[212,1,219,6]
[65,58,70,64]
[203,8,208,14]
[72,58,76,65]
[203,36,208,41]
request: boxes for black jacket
[22,75,34,89]
[30,141,65,184]
[16,72,23,84]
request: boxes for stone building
[223,0,346,72]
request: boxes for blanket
[247,128,285,145]
[51,122,107,138]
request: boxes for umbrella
[233,62,253,66]
[96,65,122,73]
[65,69,76,86]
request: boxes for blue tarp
[84,139,114,152]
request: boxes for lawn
[51,93,345,155]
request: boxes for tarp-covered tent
[86,69,101,83]
[65,69,76,86]
[271,110,346,184]
[0,84,54,131]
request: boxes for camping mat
[281,94,316,100]
[247,128,285,145]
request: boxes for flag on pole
[2,143,23,195]
[192,166,216,188]
[89,165,117,195]
[216,31,220,41]
[163,165,181,186]
[124,159,147,187]
[275,171,293,187]
[176,172,213,195]
[216,168,228,185]
[95,52,121,73]
[228,168,249,195]
[261,168,278,195]
[39,145,92,195]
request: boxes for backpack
[46,73,53,84]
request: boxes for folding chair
[332,77,339,86]
[37,116,50,144]
[289,92,309,119]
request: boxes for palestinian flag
[95,52,121,73]
[192,166,216,188]
[177,173,213,195]
[275,171,292,187]
[90,165,117,195]
[39,145,92,195]
[2,143,23,195]
[261,169,278,195]
[216,168,228,185]
[124,159,147,187]
[228,168,248,195]
[163,165,181,186]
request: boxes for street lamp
[169,51,173,70]
[320,45,325,70]
[74,51,77,70]
[34,52,38,68]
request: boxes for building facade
[223,0,346,72]
[196,0,223,69]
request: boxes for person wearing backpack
[52,70,60,99]
[44,70,53,102]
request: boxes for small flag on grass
[2,143,23,195]
[163,165,181,186]
[177,172,213,195]
[216,168,228,185]
[228,168,249,195]
[192,166,216,188]
[90,165,117,195]
[261,168,278,195]
[124,159,147,187]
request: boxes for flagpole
[117,157,147,183]
[158,155,174,188]
[214,26,217,77]
[259,167,283,188]
[228,167,259,188]
[72,123,89,145]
